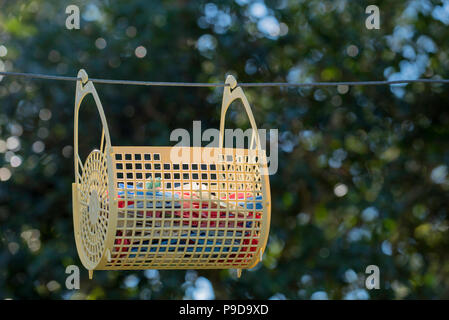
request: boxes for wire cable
[239,79,449,87]
[1,71,449,88]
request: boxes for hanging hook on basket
[219,75,261,151]
[226,74,238,90]
[78,69,89,85]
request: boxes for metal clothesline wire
[1,71,449,87]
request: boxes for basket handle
[74,69,112,184]
[219,75,261,151]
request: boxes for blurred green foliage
[1,0,449,299]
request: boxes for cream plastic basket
[72,69,271,279]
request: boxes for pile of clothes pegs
[113,180,262,261]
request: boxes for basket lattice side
[102,146,269,270]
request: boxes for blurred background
[1,0,449,299]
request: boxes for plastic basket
[72,69,271,279]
